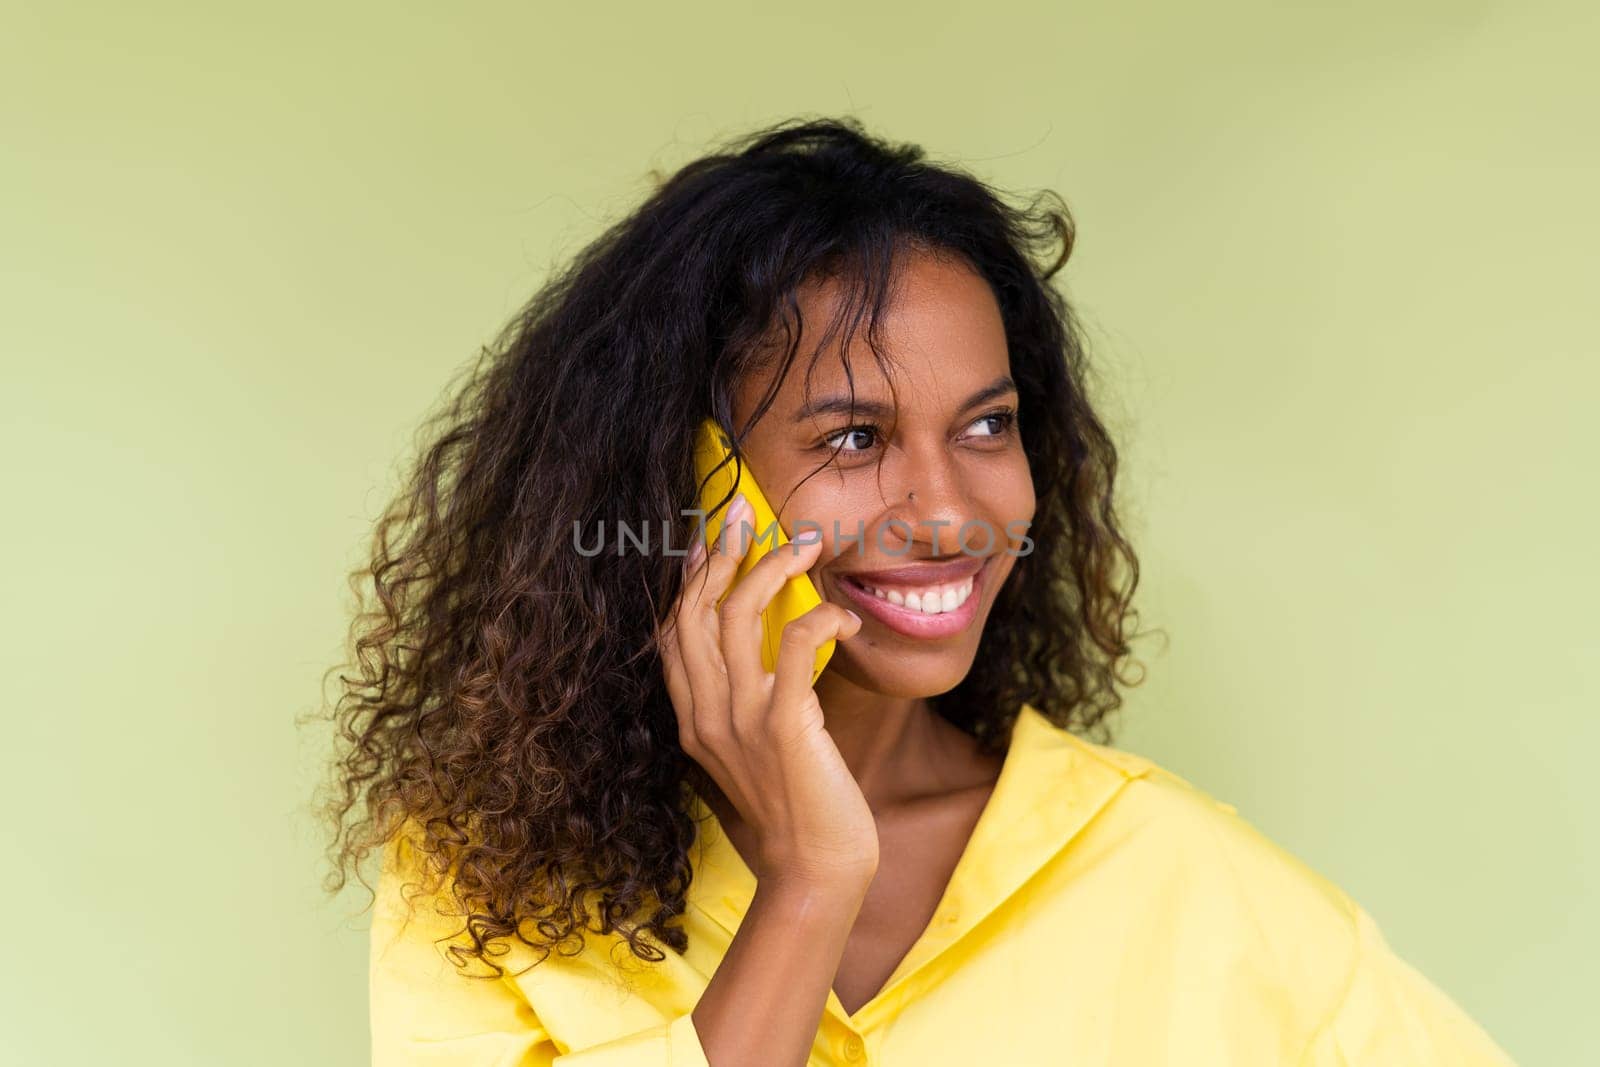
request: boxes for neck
[811,675,970,810]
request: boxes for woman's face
[729,249,1036,699]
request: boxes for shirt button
[842,1032,865,1061]
[938,904,960,925]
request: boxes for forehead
[735,248,1011,427]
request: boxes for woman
[320,117,1517,1064]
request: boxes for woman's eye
[967,409,1017,438]
[824,426,878,453]
[822,411,1015,454]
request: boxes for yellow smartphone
[691,417,836,686]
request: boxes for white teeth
[859,577,974,615]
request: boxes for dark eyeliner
[972,407,1018,436]
[819,423,879,453]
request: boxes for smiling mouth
[832,558,992,640]
[843,573,975,615]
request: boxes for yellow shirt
[369,703,1518,1065]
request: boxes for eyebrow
[792,375,1018,424]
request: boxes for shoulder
[1060,731,1365,1018]
[1075,731,1360,920]
[369,819,473,959]
[1028,725,1515,1062]
[1062,729,1350,895]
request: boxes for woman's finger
[720,532,825,712]
[769,602,861,735]
[673,496,753,736]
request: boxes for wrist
[755,868,875,915]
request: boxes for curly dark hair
[309,114,1154,981]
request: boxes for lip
[837,555,985,588]
[833,556,991,640]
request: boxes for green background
[4,2,1593,1063]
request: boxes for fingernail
[794,527,821,545]
[845,609,862,625]
[684,540,706,570]
[730,492,749,517]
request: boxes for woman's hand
[658,493,878,890]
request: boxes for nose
[878,444,982,557]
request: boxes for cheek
[786,458,1034,565]
[976,457,1037,537]
[787,484,877,562]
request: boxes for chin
[822,644,981,700]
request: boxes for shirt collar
[685,701,1157,1026]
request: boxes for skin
[658,248,1036,1065]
